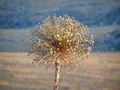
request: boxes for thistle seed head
[29,15,94,71]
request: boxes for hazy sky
[0,0,120,28]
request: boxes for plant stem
[54,60,60,90]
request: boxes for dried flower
[29,15,94,70]
[29,15,94,90]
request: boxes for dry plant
[29,15,94,90]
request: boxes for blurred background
[0,0,120,52]
[0,0,120,90]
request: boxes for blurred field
[0,52,120,90]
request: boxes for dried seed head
[29,15,94,71]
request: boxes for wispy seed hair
[29,15,94,71]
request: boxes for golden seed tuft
[29,15,94,70]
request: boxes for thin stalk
[54,60,60,90]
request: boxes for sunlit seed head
[29,15,94,71]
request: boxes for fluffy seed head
[29,15,94,71]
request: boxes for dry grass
[0,52,120,90]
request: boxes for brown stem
[54,60,60,90]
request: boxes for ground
[0,52,120,90]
